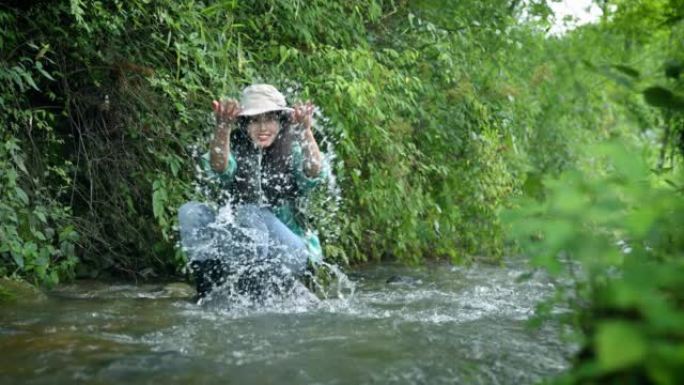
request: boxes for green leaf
[152,187,167,220]
[12,252,24,269]
[612,64,640,79]
[595,322,647,372]
[664,60,682,79]
[14,187,29,205]
[34,210,48,224]
[582,59,597,71]
[49,270,59,285]
[21,70,40,91]
[643,87,684,109]
[59,226,78,242]
[35,62,55,81]
[12,153,29,175]
[278,45,291,67]
[35,44,50,60]
[32,229,46,241]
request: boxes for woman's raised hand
[212,98,241,124]
[292,100,315,132]
[291,100,322,175]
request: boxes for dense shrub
[0,8,79,285]
[504,2,684,383]
[1,0,546,282]
[3,0,665,284]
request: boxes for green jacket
[200,142,326,262]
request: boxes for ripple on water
[0,260,573,385]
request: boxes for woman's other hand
[291,100,322,177]
[212,98,241,124]
[291,100,315,132]
[209,98,238,172]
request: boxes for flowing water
[0,260,573,385]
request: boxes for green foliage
[3,0,553,281]
[503,3,684,383]
[504,142,684,385]
[6,0,655,283]
[0,9,79,286]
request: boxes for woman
[178,84,326,300]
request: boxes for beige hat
[238,84,293,116]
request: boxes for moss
[0,286,14,303]
[0,278,48,303]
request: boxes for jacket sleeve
[292,142,327,194]
[200,152,237,184]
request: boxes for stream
[0,260,573,385]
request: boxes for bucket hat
[238,84,293,116]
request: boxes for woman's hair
[235,111,294,157]
[235,111,291,133]
[229,111,298,205]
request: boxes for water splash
[3,261,572,385]
[302,260,356,301]
[178,95,349,310]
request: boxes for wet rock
[385,275,420,285]
[0,277,48,303]
[158,282,196,299]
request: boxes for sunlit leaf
[596,322,647,372]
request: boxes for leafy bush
[2,0,552,283]
[504,2,684,382]
[505,142,684,384]
[0,9,79,285]
[7,0,658,284]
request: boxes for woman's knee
[178,202,217,257]
[261,211,306,250]
[233,204,268,232]
[179,201,215,228]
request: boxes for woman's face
[246,112,281,148]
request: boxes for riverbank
[0,277,194,304]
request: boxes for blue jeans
[178,202,310,297]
